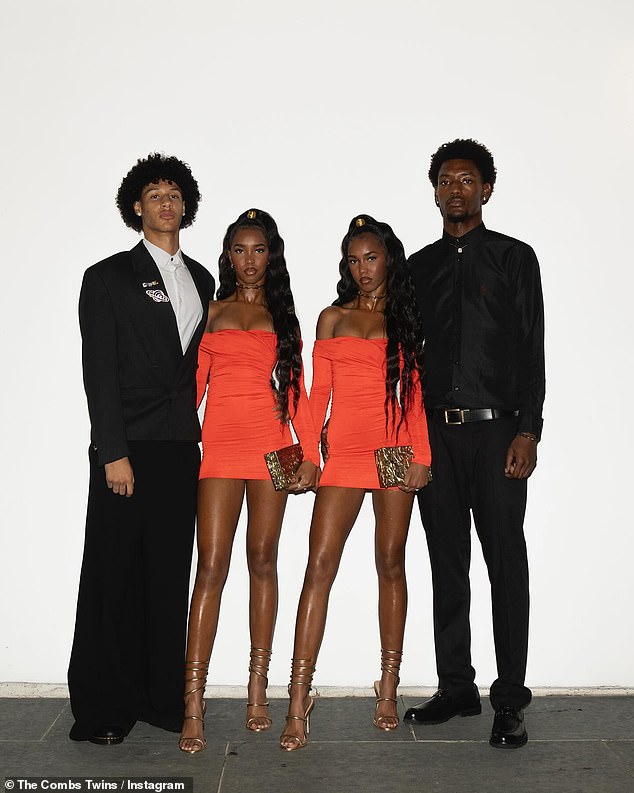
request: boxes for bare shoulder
[207,300,223,315]
[205,299,231,330]
[316,306,343,340]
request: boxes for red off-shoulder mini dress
[196,329,319,480]
[310,337,431,489]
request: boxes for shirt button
[453,386,460,391]
[454,360,460,366]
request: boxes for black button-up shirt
[408,223,545,438]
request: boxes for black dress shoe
[403,687,481,724]
[489,706,528,748]
[88,726,125,745]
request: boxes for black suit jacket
[79,241,215,465]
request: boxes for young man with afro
[405,139,545,748]
[68,153,215,745]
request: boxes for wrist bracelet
[517,432,537,442]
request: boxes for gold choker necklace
[357,291,386,301]
[357,291,386,312]
[237,282,263,290]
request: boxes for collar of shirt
[441,222,487,249]
[143,238,185,272]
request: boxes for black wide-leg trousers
[68,441,200,740]
[417,416,532,710]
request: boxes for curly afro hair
[428,139,497,192]
[116,152,202,232]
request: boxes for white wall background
[1,0,633,693]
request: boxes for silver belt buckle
[444,408,464,425]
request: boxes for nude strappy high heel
[245,647,272,732]
[178,660,208,754]
[373,649,402,730]
[279,658,315,751]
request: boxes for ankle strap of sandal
[380,649,402,680]
[289,657,315,688]
[248,647,272,680]
[184,660,209,698]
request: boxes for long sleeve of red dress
[405,367,431,467]
[196,345,211,408]
[289,356,321,467]
[308,344,333,448]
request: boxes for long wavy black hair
[217,209,301,422]
[334,214,425,434]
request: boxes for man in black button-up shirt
[405,139,545,749]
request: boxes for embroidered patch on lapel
[142,280,160,287]
[146,289,170,303]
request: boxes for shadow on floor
[2,695,633,793]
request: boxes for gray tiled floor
[2,696,633,792]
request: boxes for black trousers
[417,416,532,710]
[68,441,200,740]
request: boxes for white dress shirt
[143,239,203,353]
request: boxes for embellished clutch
[374,445,414,488]
[264,443,304,491]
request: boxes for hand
[105,457,135,496]
[320,420,330,462]
[288,460,321,493]
[504,435,537,479]
[399,462,430,494]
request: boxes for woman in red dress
[280,215,431,750]
[179,209,320,753]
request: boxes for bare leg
[179,478,245,753]
[371,488,415,728]
[280,486,366,750]
[244,479,288,731]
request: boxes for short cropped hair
[116,152,202,232]
[428,139,497,192]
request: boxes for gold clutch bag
[264,443,304,491]
[374,445,413,488]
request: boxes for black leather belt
[427,408,519,426]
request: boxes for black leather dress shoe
[88,726,125,745]
[489,706,528,748]
[403,687,481,724]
